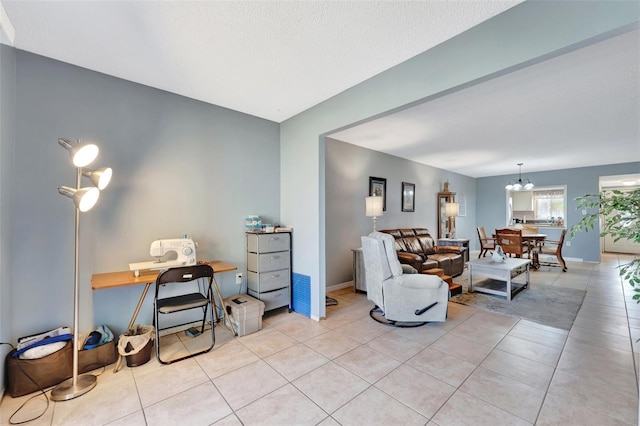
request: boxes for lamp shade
[82,167,112,190]
[365,196,383,217]
[58,138,99,167]
[445,202,459,217]
[58,186,100,212]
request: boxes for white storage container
[224,294,265,336]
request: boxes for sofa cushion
[417,235,435,252]
[413,228,430,236]
[384,229,403,238]
[399,229,417,237]
[403,237,423,254]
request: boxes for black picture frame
[369,176,387,211]
[402,182,415,212]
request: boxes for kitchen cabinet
[512,191,533,211]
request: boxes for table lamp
[365,196,383,232]
[445,202,459,238]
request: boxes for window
[533,189,565,220]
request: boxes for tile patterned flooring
[1,253,638,425]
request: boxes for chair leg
[558,253,567,272]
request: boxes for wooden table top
[91,260,237,290]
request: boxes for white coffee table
[467,257,531,301]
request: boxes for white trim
[0,1,15,46]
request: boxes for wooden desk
[91,260,237,290]
[91,260,237,372]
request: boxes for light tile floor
[1,253,638,425]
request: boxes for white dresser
[246,232,291,312]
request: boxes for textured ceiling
[1,1,638,180]
[1,0,520,122]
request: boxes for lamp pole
[51,167,97,400]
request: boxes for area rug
[450,280,585,330]
[325,296,338,306]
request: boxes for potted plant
[570,188,640,301]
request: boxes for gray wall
[476,162,640,262]
[10,50,280,340]
[0,43,16,395]
[281,1,640,319]
[325,138,476,286]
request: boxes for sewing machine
[129,238,197,276]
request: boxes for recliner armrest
[397,252,423,263]
[400,274,445,290]
[434,245,463,255]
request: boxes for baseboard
[327,281,353,293]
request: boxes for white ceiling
[1,1,638,179]
[330,28,640,178]
[1,0,520,123]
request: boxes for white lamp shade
[58,186,100,212]
[58,138,99,167]
[83,167,112,190]
[445,202,459,217]
[365,196,383,217]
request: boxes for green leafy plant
[570,188,640,301]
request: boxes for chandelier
[505,163,534,191]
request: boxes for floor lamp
[52,138,112,401]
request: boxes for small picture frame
[402,182,415,212]
[369,176,387,211]
[458,193,467,217]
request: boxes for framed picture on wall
[402,182,415,212]
[458,193,467,216]
[369,176,387,211]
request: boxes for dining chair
[533,228,568,272]
[477,227,497,258]
[495,228,530,258]
[521,225,541,256]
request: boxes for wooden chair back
[495,228,524,257]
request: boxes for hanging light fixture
[505,163,534,191]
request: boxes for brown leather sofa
[380,228,465,277]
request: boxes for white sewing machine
[129,238,197,276]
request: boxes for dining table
[521,232,547,267]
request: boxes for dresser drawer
[249,287,289,311]
[247,233,290,254]
[247,269,290,293]
[247,251,290,272]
